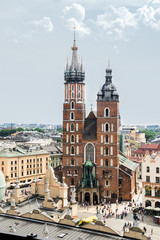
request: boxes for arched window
[110,146,113,155]
[76,135,79,143]
[66,159,69,166]
[110,159,113,166]
[71,178,74,185]
[156,167,159,173]
[66,135,69,143]
[71,135,75,143]
[71,146,75,155]
[66,123,69,131]
[85,143,95,162]
[105,135,109,143]
[76,158,79,165]
[76,123,78,131]
[70,112,74,120]
[71,158,75,165]
[71,85,74,98]
[76,146,79,155]
[101,159,103,166]
[71,123,74,132]
[105,159,108,166]
[104,108,110,117]
[105,123,109,132]
[146,166,150,172]
[66,146,69,155]
[71,101,74,110]
[105,147,109,156]
[78,85,81,98]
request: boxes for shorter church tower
[96,65,119,202]
[62,30,86,191]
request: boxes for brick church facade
[62,32,137,204]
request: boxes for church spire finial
[72,26,78,50]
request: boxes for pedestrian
[151,229,153,235]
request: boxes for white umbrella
[145,206,153,210]
[154,207,160,211]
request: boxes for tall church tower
[96,65,119,202]
[62,30,86,190]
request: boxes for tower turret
[97,63,119,102]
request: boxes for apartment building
[0,146,49,187]
[142,152,160,208]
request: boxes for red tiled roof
[139,144,159,149]
[134,143,160,154]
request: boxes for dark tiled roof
[83,111,97,140]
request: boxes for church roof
[82,112,97,140]
[119,151,138,172]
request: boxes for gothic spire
[64,28,85,82]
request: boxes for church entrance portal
[85,192,90,204]
[93,192,98,205]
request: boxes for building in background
[134,143,160,158]
[0,146,49,187]
[142,152,160,208]
[42,144,62,168]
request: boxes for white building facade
[142,153,160,208]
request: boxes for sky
[0,0,160,125]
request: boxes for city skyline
[0,0,160,124]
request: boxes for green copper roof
[85,159,93,167]
[119,152,138,171]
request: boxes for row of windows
[66,146,79,155]
[101,135,113,144]
[145,187,160,197]
[66,123,114,132]
[101,159,113,167]
[65,158,113,166]
[100,146,113,156]
[66,134,79,143]
[9,157,46,165]
[10,169,43,178]
[102,123,114,132]
[146,176,160,183]
[66,158,79,166]
[67,170,78,175]
[66,123,78,132]
[10,163,43,171]
[146,166,159,173]
[66,84,81,100]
